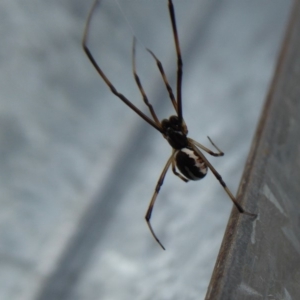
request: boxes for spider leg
[207,136,224,154]
[146,48,177,112]
[132,38,161,126]
[168,0,183,122]
[190,143,256,217]
[82,0,163,133]
[145,154,175,250]
[188,137,224,157]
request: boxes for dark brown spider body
[162,115,207,180]
[175,148,208,181]
[161,115,188,149]
[83,0,256,250]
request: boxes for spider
[82,0,255,250]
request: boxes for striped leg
[190,143,256,217]
[145,154,175,250]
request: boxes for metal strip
[205,1,300,298]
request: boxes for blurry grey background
[0,0,292,299]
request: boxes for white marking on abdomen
[181,148,207,178]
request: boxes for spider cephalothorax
[162,116,188,149]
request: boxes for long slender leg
[188,137,224,157]
[145,154,174,250]
[82,0,163,133]
[168,0,183,122]
[146,48,177,112]
[207,136,224,154]
[132,38,161,125]
[190,143,256,217]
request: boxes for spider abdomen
[175,148,207,180]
